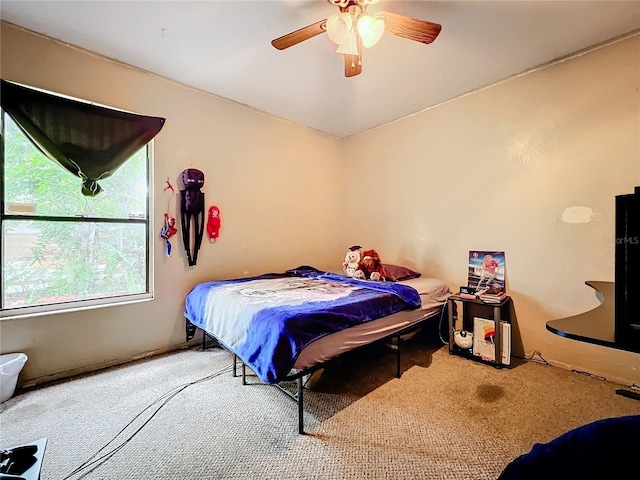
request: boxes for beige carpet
[1,331,639,480]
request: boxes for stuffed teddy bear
[343,245,362,277]
[357,249,387,281]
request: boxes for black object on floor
[616,388,640,401]
[0,445,36,475]
[0,439,46,480]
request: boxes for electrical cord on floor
[522,349,551,366]
[571,369,607,381]
[60,364,233,480]
[437,301,449,346]
[522,356,639,391]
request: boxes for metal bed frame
[188,306,447,434]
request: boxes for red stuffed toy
[355,249,387,281]
[206,205,221,242]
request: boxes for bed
[184,265,451,433]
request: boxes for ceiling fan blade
[344,53,362,77]
[379,11,442,45]
[344,35,363,77]
[271,19,327,50]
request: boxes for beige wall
[0,23,345,384]
[2,22,639,387]
[342,34,640,386]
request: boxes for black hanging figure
[180,168,205,266]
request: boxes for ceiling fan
[271,0,442,78]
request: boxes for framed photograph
[468,251,506,293]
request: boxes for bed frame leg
[396,333,401,378]
[242,362,247,385]
[297,376,305,435]
[233,354,237,377]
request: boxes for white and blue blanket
[184,266,421,384]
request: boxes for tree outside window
[1,113,151,313]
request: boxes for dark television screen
[614,186,640,351]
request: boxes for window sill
[0,293,154,321]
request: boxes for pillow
[399,277,453,303]
[383,264,421,282]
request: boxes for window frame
[0,110,155,320]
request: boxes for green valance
[1,79,165,196]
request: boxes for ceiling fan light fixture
[272,0,443,77]
[336,31,359,56]
[326,12,353,45]
[357,14,385,48]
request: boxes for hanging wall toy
[160,214,177,256]
[180,168,205,266]
[207,205,221,242]
[160,178,177,257]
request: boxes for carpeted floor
[1,330,639,480]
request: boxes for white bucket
[0,353,28,403]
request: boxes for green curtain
[1,79,165,196]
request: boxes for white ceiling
[2,1,640,138]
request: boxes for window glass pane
[3,115,147,219]
[2,220,147,309]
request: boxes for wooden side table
[447,293,512,367]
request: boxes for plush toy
[357,249,387,281]
[343,245,362,277]
[180,168,205,266]
[343,246,386,281]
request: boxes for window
[1,112,153,317]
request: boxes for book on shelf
[478,291,507,303]
[456,287,506,302]
[472,317,511,365]
[480,290,506,297]
[480,298,503,304]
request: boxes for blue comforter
[184,266,421,384]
